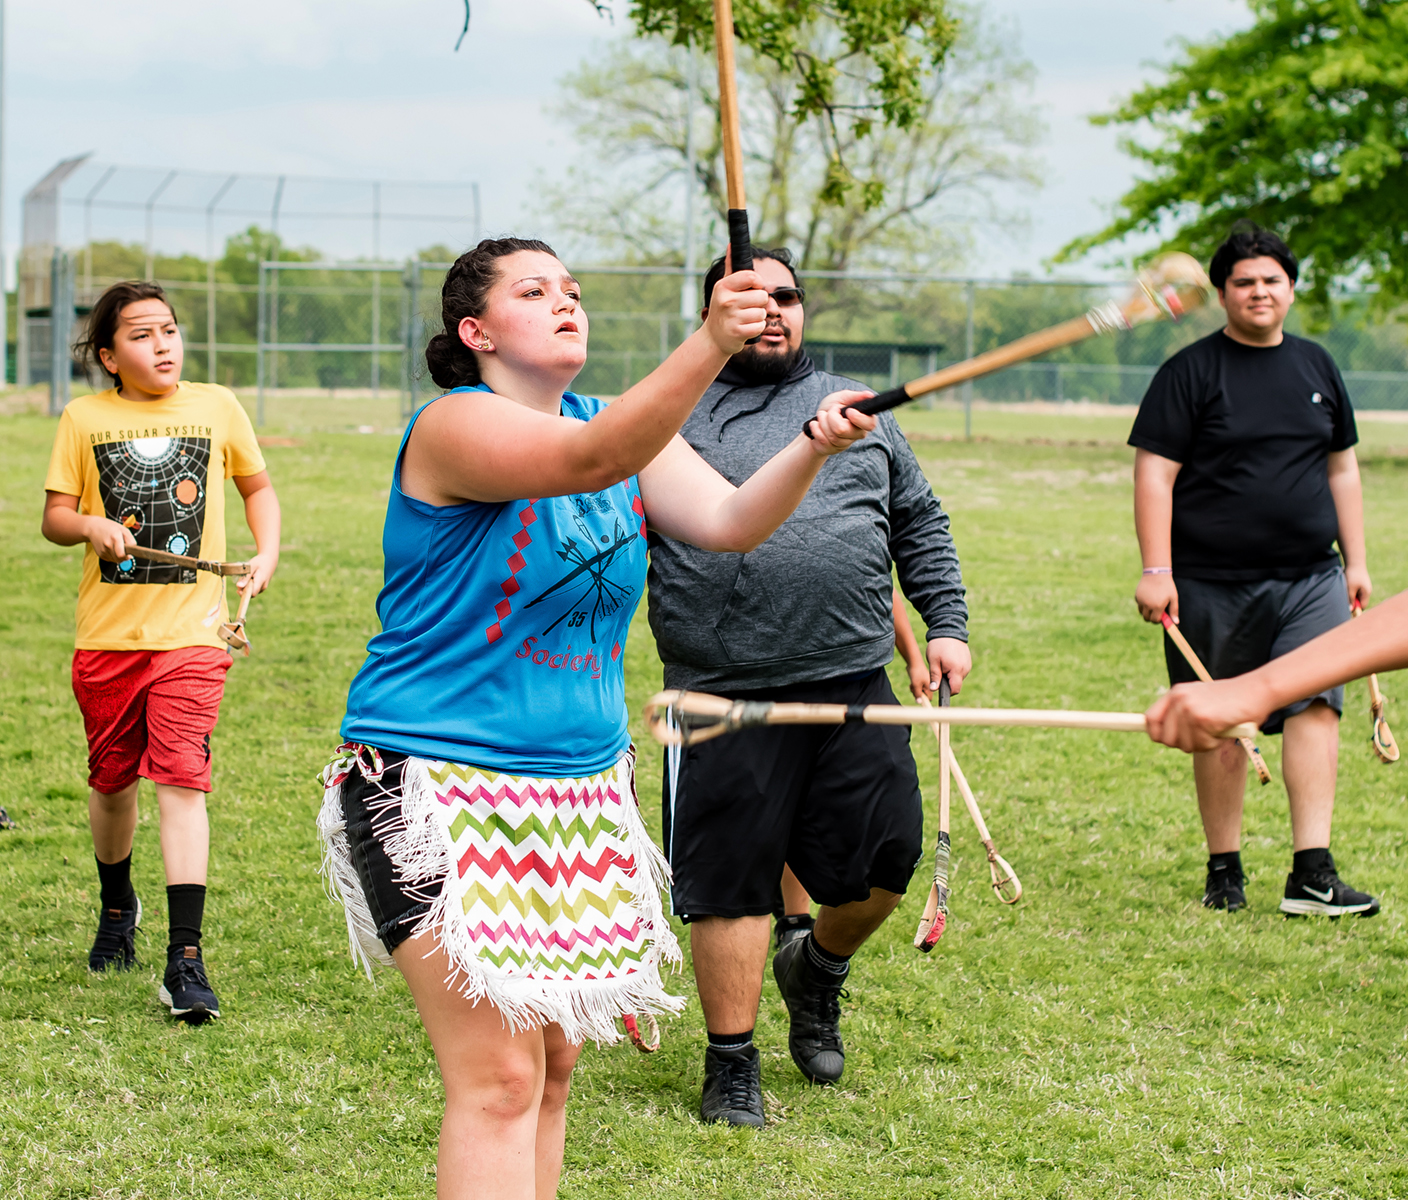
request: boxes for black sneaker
[89,897,141,972]
[1202,864,1247,912]
[1280,864,1380,919]
[159,946,221,1024]
[772,935,847,1084]
[699,1045,764,1127]
[773,912,815,951]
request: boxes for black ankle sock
[708,1028,754,1055]
[1293,847,1333,876]
[166,884,206,955]
[95,854,136,911]
[1207,850,1243,878]
[803,931,851,976]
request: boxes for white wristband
[1142,567,1172,575]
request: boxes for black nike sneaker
[772,936,847,1084]
[699,1045,764,1127]
[1202,863,1247,912]
[1280,856,1380,919]
[159,945,221,1024]
[89,897,141,972]
[773,912,815,951]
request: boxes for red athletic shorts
[71,647,232,794]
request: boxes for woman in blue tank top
[318,237,873,1200]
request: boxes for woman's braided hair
[425,237,558,389]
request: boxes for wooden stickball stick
[644,690,1259,746]
[1160,614,1273,784]
[1353,601,1399,763]
[219,582,255,658]
[711,0,762,345]
[946,748,1023,905]
[713,0,750,268]
[123,544,252,577]
[804,253,1215,436]
[915,682,953,951]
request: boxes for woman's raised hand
[702,271,769,356]
[806,390,876,455]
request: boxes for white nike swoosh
[1304,885,1334,902]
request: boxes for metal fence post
[400,261,412,419]
[371,269,381,398]
[268,260,280,393]
[256,262,266,427]
[48,249,74,415]
[963,280,975,440]
[925,348,937,410]
[408,263,421,418]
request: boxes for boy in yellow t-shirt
[42,281,281,1024]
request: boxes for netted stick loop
[986,847,1022,905]
[622,1012,660,1053]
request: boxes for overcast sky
[7,0,1251,280]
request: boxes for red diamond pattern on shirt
[486,501,538,644]
[631,493,647,539]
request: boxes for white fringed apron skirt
[317,743,683,1045]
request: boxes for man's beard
[728,337,801,382]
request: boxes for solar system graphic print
[93,435,210,585]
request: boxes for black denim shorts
[340,748,434,954]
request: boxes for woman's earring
[477,336,494,351]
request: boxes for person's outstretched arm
[1133,448,1182,623]
[1146,589,1408,752]
[636,391,874,553]
[405,273,767,504]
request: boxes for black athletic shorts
[662,668,924,920]
[1167,566,1349,736]
[340,749,431,954]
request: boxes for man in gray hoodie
[649,248,970,1126]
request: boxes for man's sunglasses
[767,286,805,307]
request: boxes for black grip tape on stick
[727,209,753,272]
[800,384,911,438]
[726,209,760,345]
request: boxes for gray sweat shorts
[1165,566,1349,736]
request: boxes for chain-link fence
[20,157,482,402]
[37,255,1408,422]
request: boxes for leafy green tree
[541,6,1041,275]
[1059,0,1408,307]
[626,0,957,208]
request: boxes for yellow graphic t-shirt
[43,382,267,651]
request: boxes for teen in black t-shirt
[1129,228,1378,920]
[1131,332,1357,580]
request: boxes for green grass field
[3,399,1407,1199]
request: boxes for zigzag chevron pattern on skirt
[318,747,683,1045]
[428,759,655,979]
